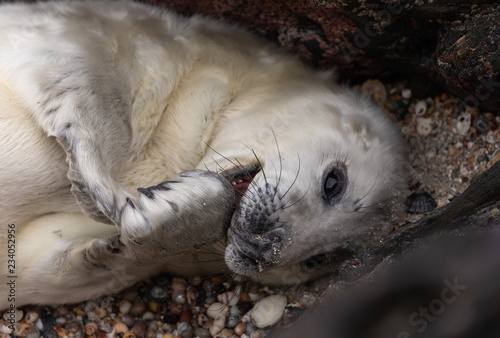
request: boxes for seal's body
[0,0,406,308]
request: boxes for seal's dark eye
[322,168,346,205]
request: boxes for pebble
[172,291,186,304]
[245,323,257,336]
[225,316,239,328]
[234,322,246,336]
[130,302,146,317]
[250,295,287,328]
[171,278,187,292]
[206,302,229,319]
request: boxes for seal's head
[201,84,406,284]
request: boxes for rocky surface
[141,0,500,111]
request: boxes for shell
[112,322,128,334]
[415,100,427,116]
[417,118,432,136]
[172,291,186,304]
[209,316,225,336]
[123,332,136,338]
[474,114,491,133]
[456,111,471,136]
[24,311,39,324]
[206,303,229,319]
[148,286,168,303]
[171,278,187,292]
[250,295,287,329]
[95,307,108,319]
[119,300,132,314]
[217,292,239,307]
[85,322,99,336]
[360,79,387,106]
[405,190,437,214]
[225,316,239,329]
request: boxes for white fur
[0,0,406,309]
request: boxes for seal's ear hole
[301,253,329,272]
[322,167,347,206]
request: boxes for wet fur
[0,0,406,309]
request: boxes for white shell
[206,302,229,319]
[209,315,226,336]
[250,295,287,328]
[415,100,427,116]
[217,291,239,307]
[417,117,432,136]
[119,300,132,314]
[456,111,471,136]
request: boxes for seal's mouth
[223,166,260,210]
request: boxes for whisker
[281,153,301,199]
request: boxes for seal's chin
[222,166,260,210]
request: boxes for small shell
[119,300,132,314]
[24,311,39,324]
[456,111,471,136]
[474,115,491,133]
[197,313,209,327]
[148,286,168,303]
[217,292,239,307]
[112,322,128,334]
[206,303,229,319]
[14,323,31,336]
[209,316,225,336]
[171,278,187,292]
[95,307,107,319]
[225,316,239,329]
[123,332,136,338]
[250,295,287,328]
[131,321,146,337]
[360,79,387,106]
[85,322,99,336]
[405,191,437,214]
[415,100,427,116]
[417,118,432,136]
[171,291,186,304]
[65,321,82,336]
[54,326,68,337]
[401,88,412,99]
[142,311,155,321]
[3,309,23,322]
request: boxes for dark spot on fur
[126,197,135,209]
[138,187,155,199]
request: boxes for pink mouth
[225,168,259,209]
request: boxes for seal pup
[0,0,406,308]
